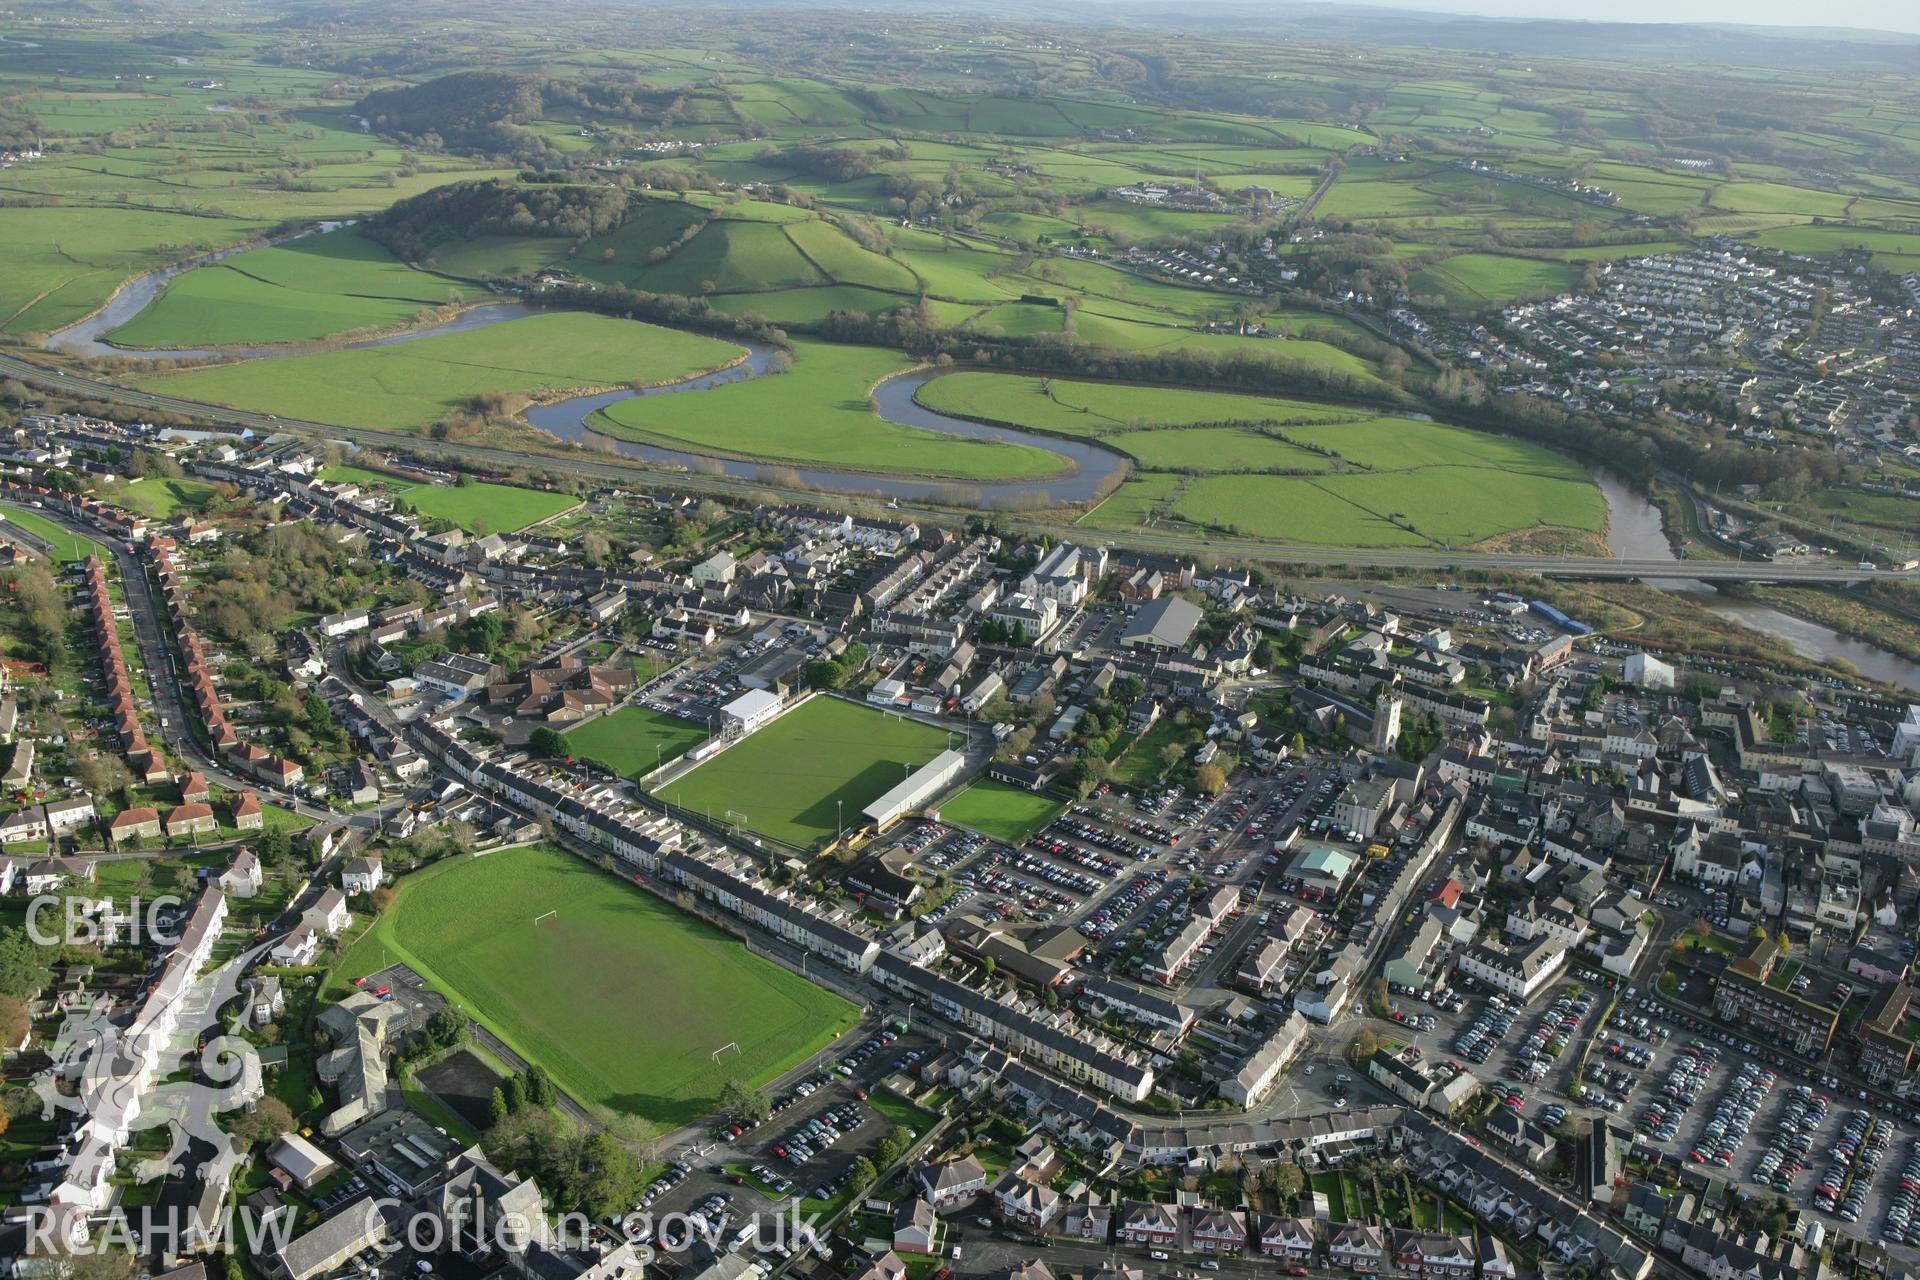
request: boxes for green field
[565,705,711,777]
[398,481,575,533]
[1078,473,1186,531]
[1410,253,1584,309]
[114,477,220,520]
[1169,465,1603,548]
[319,466,575,532]
[921,369,1602,547]
[1,205,271,338]
[318,463,410,488]
[1103,426,1334,472]
[133,312,740,431]
[936,780,1063,845]
[592,339,1063,481]
[331,844,857,1125]
[657,696,953,848]
[915,371,1366,438]
[107,229,485,349]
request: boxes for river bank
[1596,471,1920,692]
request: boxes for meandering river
[525,357,1131,506]
[36,235,1920,689]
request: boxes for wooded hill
[364,178,638,260]
[356,70,689,164]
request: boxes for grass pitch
[331,844,857,1126]
[656,696,953,848]
[565,705,711,777]
[0,508,110,562]
[937,780,1063,845]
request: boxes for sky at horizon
[1302,0,1920,36]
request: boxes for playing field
[565,705,711,777]
[655,696,953,848]
[937,780,1062,845]
[0,508,109,562]
[332,844,857,1126]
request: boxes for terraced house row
[6,479,308,814]
[81,553,165,786]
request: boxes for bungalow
[892,1199,938,1255]
[24,858,97,895]
[268,1133,339,1192]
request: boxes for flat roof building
[721,688,784,737]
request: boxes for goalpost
[712,1042,739,1063]
[533,909,558,926]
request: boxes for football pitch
[332,844,857,1126]
[655,696,954,848]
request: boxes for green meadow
[107,229,486,348]
[591,340,1064,481]
[132,313,739,431]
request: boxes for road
[3,497,337,824]
[4,350,1911,584]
